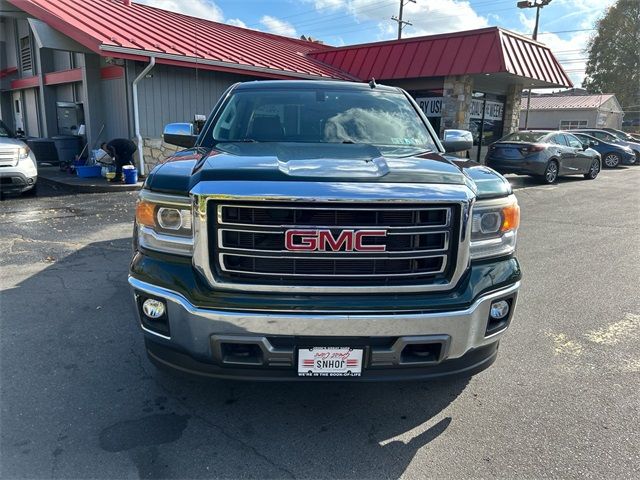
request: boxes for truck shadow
[2,238,470,479]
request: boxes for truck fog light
[490,300,509,320]
[142,298,166,319]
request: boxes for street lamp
[519,0,552,129]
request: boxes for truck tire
[603,152,620,168]
[583,159,600,180]
[540,160,559,184]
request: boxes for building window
[470,92,505,148]
[559,120,588,130]
[20,36,33,72]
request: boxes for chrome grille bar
[213,203,455,282]
[217,228,450,256]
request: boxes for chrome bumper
[129,276,519,362]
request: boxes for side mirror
[163,123,197,148]
[442,129,473,153]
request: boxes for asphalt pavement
[1,168,639,479]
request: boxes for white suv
[0,121,38,195]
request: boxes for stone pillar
[441,75,474,136]
[502,83,523,137]
[141,137,181,173]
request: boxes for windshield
[500,132,547,143]
[610,130,632,141]
[573,134,592,142]
[0,122,11,138]
[590,131,620,143]
[210,88,436,150]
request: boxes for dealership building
[0,0,572,171]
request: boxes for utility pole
[391,0,416,40]
[518,0,552,129]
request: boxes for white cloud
[260,15,297,37]
[310,0,344,11]
[135,0,223,22]
[306,0,489,39]
[227,18,247,28]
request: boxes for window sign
[470,99,504,120]
[415,97,443,117]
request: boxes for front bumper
[0,171,37,193]
[129,276,519,381]
[622,152,637,165]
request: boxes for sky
[136,0,615,88]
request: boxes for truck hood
[145,143,480,195]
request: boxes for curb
[38,174,143,193]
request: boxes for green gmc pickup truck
[129,80,521,381]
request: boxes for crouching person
[101,138,137,183]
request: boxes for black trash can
[27,138,59,164]
[52,135,82,164]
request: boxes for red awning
[309,27,572,88]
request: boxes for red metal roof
[309,27,572,88]
[8,0,354,80]
[9,2,570,87]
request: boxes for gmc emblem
[285,229,387,252]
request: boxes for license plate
[297,347,363,377]
[499,148,520,158]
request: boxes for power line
[536,28,595,35]
[280,0,515,32]
[243,0,517,38]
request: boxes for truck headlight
[470,194,520,260]
[157,207,192,231]
[19,146,30,160]
[135,195,193,256]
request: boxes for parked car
[129,80,522,381]
[485,130,601,184]
[0,120,38,196]
[622,119,640,127]
[602,128,640,161]
[571,132,636,168]
[574,129,640,165]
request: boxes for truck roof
[234,80,400,93]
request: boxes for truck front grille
[209,203,459,287]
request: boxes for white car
[0,121,38,195]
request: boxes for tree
[583,0,640,110]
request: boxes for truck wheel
[541,161,559,184]
[603,153,620,168]
[583,159,600,180]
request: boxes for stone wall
[441,75,474,135]
[138,137,182,174]
[503,84,523,136]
